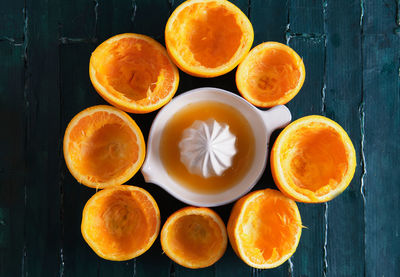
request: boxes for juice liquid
[159,101,255,194]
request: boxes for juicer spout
[141,157,158,184]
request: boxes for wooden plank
[60,0,171,42]
[97,260,135,277]
[58,0,97,39]
[0,0,25,39]
[59,43,109,277]
[170,0,186,10]
[285,37,326,277]
[230,0,250,14]
[131,0,171,42]
[363,0,399,34]
[214,247,252,277]
[324,0,365,276]
[175,265,215,277]
[23,0,62,275]
[170,0,249,16]
[96,0,134,41]
[250,0,288,44]
[288,0,324,34]
[0,42,25,277]
[59,0,136,42]
[363,34,400,276]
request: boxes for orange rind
[63,105,145,188]
[90,33,179,113]
[271,115,356,203]
[81,185,161,261]
[165,0,254,77]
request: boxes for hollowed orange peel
[228,189,302,269]
[63,105,145,188]
[89,33,179,113]
[271,115,356,203]
[161,207,227,268]
[165,0,254,77]
[81,185,160,261]
[236,42,305,107]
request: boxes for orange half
[236,42,305,107]
[81,185,161,261]
[165,0,254,77]
[63,105,145,188]
[161,207,227,268]
[271,115,357,203]
[227,189,302,269]
[90,33,179,113]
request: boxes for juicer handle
[260,105,292,135]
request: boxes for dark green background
[1,0,399,276]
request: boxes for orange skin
[89,33,179,113]
[81,185,161,261]
[236,42,305,108]
[165,0,254,78]
[227,189,302,269]
[270,115,356,203]
[63,105,145,188]
[160,206,227,269]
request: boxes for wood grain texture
[0,0,399,276]
[22,0,63,275]
[0,0,25,40]
[96,0,134,41]
[250,0,288,44]
[363,0,399,34]
[324,0,365,276]
[59,0,97,39]
[286,37,326,277]
[60,43,103,277]
[0,42,25,277]
[288,0,324,35]
[286,3,326,275]
[363,33,400,276]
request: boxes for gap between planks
[131,0,137,25]
[58,0,100,45]
[397,0,400,27]
[322,1,328,276]
[22,2,30,276]
[359,0,367,275]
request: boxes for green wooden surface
[324,1,365,276]
[0,41,25,277]
[1,0,399,276]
